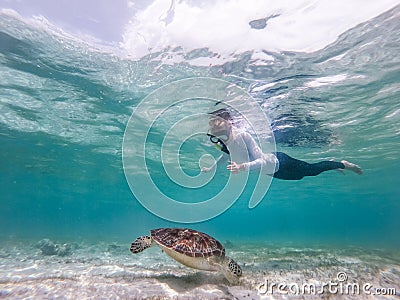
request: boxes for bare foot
[341,160,363,175]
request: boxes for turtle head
[218,257,242,284]
[130,235,152,254]
[228,258,242,277]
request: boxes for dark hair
[208,108,231,120]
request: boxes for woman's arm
[228,132,277,174]
[201,153,228,173]
[241,132,265,171]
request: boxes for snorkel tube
[206,132,230,155]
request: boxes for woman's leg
[272,152,345,180]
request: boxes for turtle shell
[151,228,225,258]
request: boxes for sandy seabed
[0,240,399,299]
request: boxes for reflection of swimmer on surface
[201,108,362,180]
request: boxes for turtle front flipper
[130,236,152,253]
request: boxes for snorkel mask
[208,120,231,141]
[208,108,232,141]
[206,107,232,153]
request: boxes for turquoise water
[0,7,400,249]
[1,5,400,252]
[1,6,400,299]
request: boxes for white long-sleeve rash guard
[210,129,279,175]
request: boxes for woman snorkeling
[202,108,362,180]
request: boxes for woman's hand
[201,167,211,173]
[227,161,245,173]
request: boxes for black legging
[272,152,345,180]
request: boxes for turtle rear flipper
[130,236,152,253]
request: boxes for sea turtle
[130,228,242,283]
